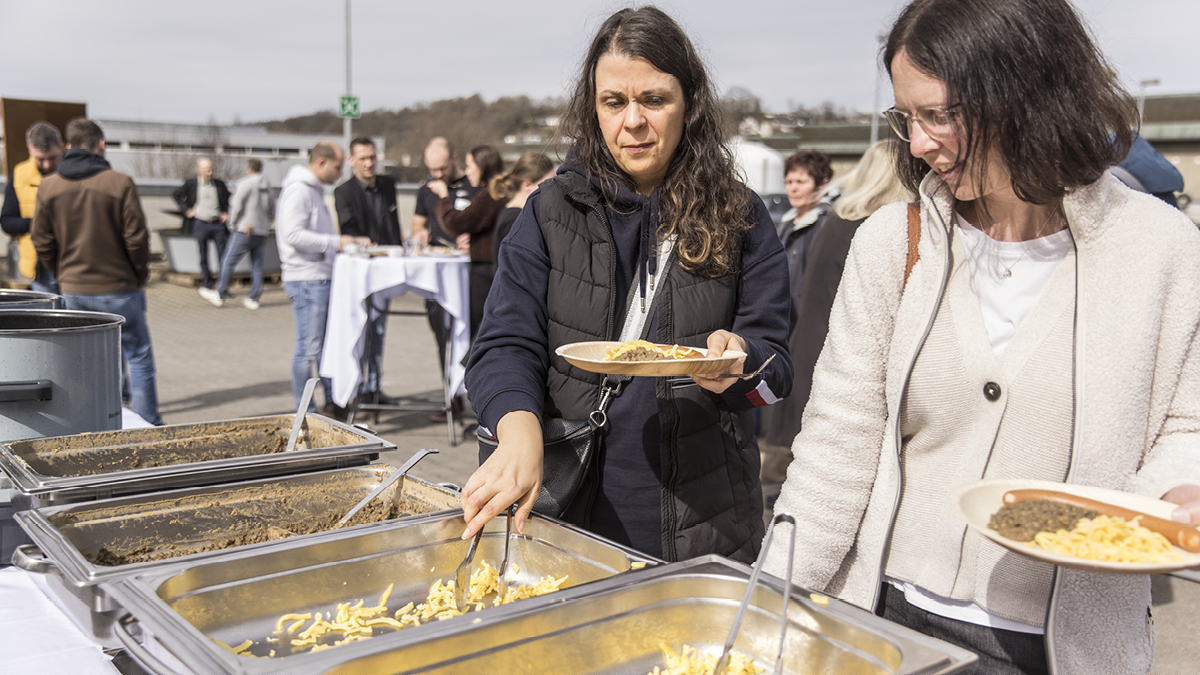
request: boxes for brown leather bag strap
[904,201,921,289]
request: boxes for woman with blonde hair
[489,151,557,263]
[764,140,909,460]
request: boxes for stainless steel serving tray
[0,414,389,507]
[104,512,659,675]
[108,555,973,675]
[10,465,459,642]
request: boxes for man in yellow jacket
[1,122,63,292]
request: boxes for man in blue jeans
[173,157,230,292]
[202,158,275,309]
[275,141,370,417]
[30,118,163,425]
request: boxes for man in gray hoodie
[202,158,275,309]
[275,141,370,413]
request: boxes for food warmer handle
[11,544,56,574]
[114,614,187,675]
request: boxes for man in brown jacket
[31,118,162,425]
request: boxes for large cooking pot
[0,289,63,310]
[0,310,124,443]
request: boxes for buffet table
[0,566,118,673]
[320,252,470,412]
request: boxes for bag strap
[904,202,921,289]
[591,236,678,429]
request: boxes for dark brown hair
[489,151,556,201]
[247,158,263,173]
[884,0,1137,204]
[65,118,104,151]
[560,6,749,278]
[784,150,833,186]
[468,145,504,187]
[349,136,375,153]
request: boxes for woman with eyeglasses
[765,0,1200,673]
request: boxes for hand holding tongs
[668,353,777,390]
[455,504,517,612]
[714,513,797,675]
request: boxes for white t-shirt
[886,212,1074,635]
[955,213,1075,356]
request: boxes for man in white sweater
[275,141,370,414]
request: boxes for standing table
[321,252,470,444]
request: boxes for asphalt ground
[143,274,1198,673]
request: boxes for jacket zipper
[1043,218,1080,675]
[869,195,953,613]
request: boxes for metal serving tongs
[667,353,777,391]
[496,504,517,603]
[286,378,320,452]
[714,513,797,675]
[334,448,439,528]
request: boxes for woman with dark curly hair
[459,6,793,562]
[765,0,1200,672]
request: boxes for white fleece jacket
[275,165,340,282]
[765,172,1200,675]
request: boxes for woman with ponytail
[489,152,557,263]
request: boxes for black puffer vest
[537,171,764,563]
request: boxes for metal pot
[0,310,124,443]
[0,289,63,310]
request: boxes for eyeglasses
[882,104,962,142]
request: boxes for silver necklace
[990,206,1063,279]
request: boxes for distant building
[96,119,384,187]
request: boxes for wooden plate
[949,478,1200,574]
[555,341,745,377]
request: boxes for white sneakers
[201,287,260,309]
[198,287,223,307]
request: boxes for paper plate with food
[555,340,746,376]
[950,478,1200,574]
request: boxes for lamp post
[869,33,888,145]
[1137,78,1160,124]
[344,0,352,153]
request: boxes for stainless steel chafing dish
[0,414,389,508]
[102,512,658,675]
[106,555,973,675]
[11,465,460,643]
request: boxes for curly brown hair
[560,6,750,278]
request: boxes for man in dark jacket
[31,118,162,425]
[334,137,398,402]
[1,122,63,292]
[172,157,230,292]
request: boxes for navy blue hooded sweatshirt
[465,162,792,557]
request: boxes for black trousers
[875,584,1050,675]
[193,220,229,289]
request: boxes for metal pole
[1138,78,1159,125]
[343,0,352,154]
[869,33,887,145]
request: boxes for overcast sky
[2,0,1197,125]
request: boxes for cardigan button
[983,382,1002,401]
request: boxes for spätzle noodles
[233,562,568,657]
[647,643,764,675]
[604,340,699,361]
[1029,515,1184,563]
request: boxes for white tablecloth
[0,567,119,673]
[321,253,471,407]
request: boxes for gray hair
[25,122,63,151]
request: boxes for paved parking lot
[144,275,1198,673]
